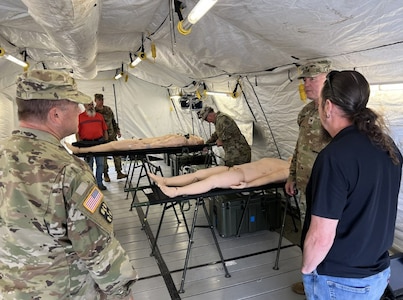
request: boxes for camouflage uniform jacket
[288,101,331,192]
[206,111,251,166]
[95,105,119,141]
[0,128,137,299]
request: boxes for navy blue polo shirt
[304,125,402,278]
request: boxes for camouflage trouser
[291,190,307,248]
[298,190,307,227]
[103,155,122,173]
[103,134,123,173]
[224,148,251,167]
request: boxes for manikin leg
[148,166,228,186]
[155,168,245,198]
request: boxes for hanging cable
[240,88,257,123]
[112,83,119,125]
[231,80,241,98]
[245,76,282,159]
[137,33,146,62]
[174,0,184,21]
[23,50,29,71]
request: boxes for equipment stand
[178,197,231,293]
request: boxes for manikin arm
[230,169,289,189]
[64,140,124,153]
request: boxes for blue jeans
[85,155,104,186]
[302,267,390,300]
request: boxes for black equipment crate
[180,164,206,175]
[382,252,403,299]
[209,190,282,238]
[169,153,210,176]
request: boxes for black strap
[72,139,108,148]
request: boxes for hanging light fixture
[177,0,217,35]
[195,82,207,99]
[206,91,231,97]
[206,81,241,99]
[114,71,122,80]
[130,34,147,68]
[0,47,28,68]
[114,64,124,80]
[129,52,146,68]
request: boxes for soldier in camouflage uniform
[0,70,137,299]
[199,106,251,167]
[285,60,332,295]
[94,93,127,182]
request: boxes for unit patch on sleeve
[83,186,104,213]
[99,202,113,223]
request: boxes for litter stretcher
[75,143,216,210]
[131,181,297,293]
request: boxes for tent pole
[112,83,119,124]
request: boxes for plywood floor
[101,156,305,300]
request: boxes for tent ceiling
[1,0,403,85]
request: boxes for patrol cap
[298,60,332,79]
[198,106,214,120]
[16,69,92,104]
[94,93,104,100]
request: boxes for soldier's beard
[86,109,96,117]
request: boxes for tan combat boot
[117,171,127,180]
[291,281,305,295]
[104,173,110,182]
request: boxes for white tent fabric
[0,0,403,250]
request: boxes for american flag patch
[83,186,104,213]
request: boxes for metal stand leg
[124,157,134,194]
[130,162,147,211]
[178,198,200,293]
[179,203,191,238]
[273,195,289,270]
[151,203,168,256]
[149,200,191,256]
[141,204,150,229]
[201,199,230,278]
[236,194,251,237]
[178,197,231,294]
[125,159,134,199]
[171,205,181,224]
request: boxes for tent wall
[0,68,402,252]
[369,88,403,253]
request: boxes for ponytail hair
[321,70,400,165]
